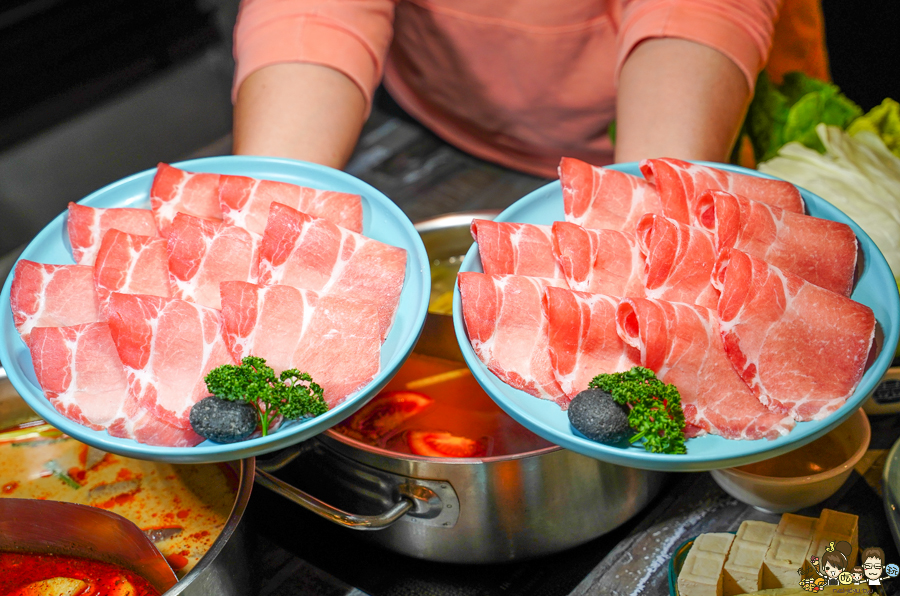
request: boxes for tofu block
[762,513,817,589]
[678,532,736,596]
[723,520,778,596]
[805,509,859,570]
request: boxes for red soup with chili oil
[0,551,160,595]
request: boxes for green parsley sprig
[589,367,686,454]
[204,356,327,437]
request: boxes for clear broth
[429,256,465,315]
[735,431,848,477]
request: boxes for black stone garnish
[189,396,258,443]
[568,388,632,444]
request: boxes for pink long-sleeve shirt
[233,0,779,178]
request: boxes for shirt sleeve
[616,0,782,93]
[232,0,398,110]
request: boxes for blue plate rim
[452,160,900,472]
[0,155,430,463]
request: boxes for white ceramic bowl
[710,408,871,513]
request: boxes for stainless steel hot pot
[254,211,667,563]
[257,432,665,563]
[0,366,255,596]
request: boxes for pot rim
[413,210,502,233]
[163,457,255,594]
[322,429,562,464]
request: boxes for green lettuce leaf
[847,98,900,158]
[741,71,862,163]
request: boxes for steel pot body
[257,432,665,563]
[165,457,254,595]
[0,367,255,595]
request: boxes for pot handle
[254,468,414,531]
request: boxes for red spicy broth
[0,551,160,595]
[334,353,554,457]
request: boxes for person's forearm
[614,38,752,164]
[232,63,368,169]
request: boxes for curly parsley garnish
[589,367,686,454]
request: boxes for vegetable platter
[0,156,430,464]
[452,161,900,472]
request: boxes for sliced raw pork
[29,323,128,431]
[218,174,363,234]
[28,322,202,446]
[560,157,663,232]
[635,214,719,309]
[641,157,804,222]
[166,213,259,310]
[66,203,159,265]
[258,202,406,340]
[458,272,567,406]
[219,282,381,407]
[10,260,100,345]
[615,297,795,440]
[107,292,236,431]
[543,287,640,398]
[714,249,876,421]
[471,219,562,279]
[150,163,222,236]
[93,230,171,318]
[551,221,645,296]
[105,395,205,447]
[690,190,858,297]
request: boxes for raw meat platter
[453,161,900,472]
[0,156,430,463]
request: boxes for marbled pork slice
[543,287,640,399]
[471,219,563,280]
[29,322,128,432]
[713,249,876,421]
[10,260,100,345]
[219,281,381,408]
[551,221,645,296]
[615,297,795,440]
[458,272,568,406]
[107,292,236,431]
[640,157,804,223]
[93,229,171,319]
[691,189,858,297]
[150,163,223,236]
[166,213,259,310]
[559,156,663,232]
[635,214,719,309]
[257,202,406,340]
[28,322,202,446]
[67,202,159,265]
[218,174,363,234]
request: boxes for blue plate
[0,156,430,463]
[453,161,900,472]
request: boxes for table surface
[243,99,900,596]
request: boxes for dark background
[822,0,899,111]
